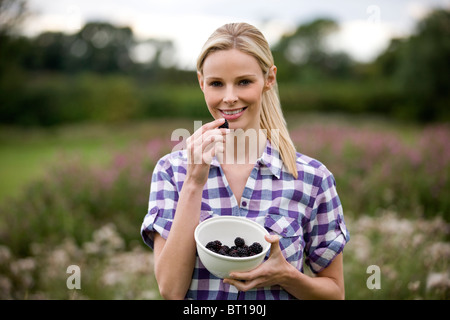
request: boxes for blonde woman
[141,23,350,300]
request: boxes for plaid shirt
[141,140,349,300]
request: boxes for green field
[0,114,449,299]
[0,119,198,202]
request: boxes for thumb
[264,234,281,255]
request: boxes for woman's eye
[239,79,252,86]
[209,81,223,87]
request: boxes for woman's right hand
[185,118,229,186]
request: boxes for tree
[68,22,134,73]
[0,0,28,36]
[272,18,353,83]
[376,9,450,121]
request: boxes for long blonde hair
[197,22,298,178]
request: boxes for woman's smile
[219,106,248,120]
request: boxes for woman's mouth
[220,107,247,120]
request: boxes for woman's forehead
[202,49,263,78]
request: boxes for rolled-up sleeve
[141,155,179,249]
[304,171,350,273]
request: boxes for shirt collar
[258,140,283,178]
[211,140,283,179]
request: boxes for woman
[141,22,350,300]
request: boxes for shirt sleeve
[303,170,350,273]
[140,155,179,249]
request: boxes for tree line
[0,6,449,125]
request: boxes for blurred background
[0,0,449,299]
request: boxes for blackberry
[228,249,239,257]
[249,242,263,254]
[237,246,249,257]
[218,119,229,129]
[218,245,230,256]
[206,240,222,253]
[234,237,245,247]
[205,242,215,251]
[205,237,262,258]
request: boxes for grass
[0,118,197,202]
[0,114,449,299]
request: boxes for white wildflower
[426,272,450,291]
[0,245,11,264]
[425,242,450,265]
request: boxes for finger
[265,234,280,244]
[265,234,283,257]
[188,132,222,163]
[223,278,253,292]
[193,118,226,138]
[214,143,224,156]
[191,129,225,151]
[198,132,225,153]
[207,118,226,130]
[190,127,229,154]
[202,137,225,164]
[265,234,280,247]
[228,265,263,282]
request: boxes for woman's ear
[264,65,277,92]
[197,71,205,92]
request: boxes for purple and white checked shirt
[141,140,349,300]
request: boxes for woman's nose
[223,87,238,105]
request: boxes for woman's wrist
[278,258,301,289]
[183,175,207,191]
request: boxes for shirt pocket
[199,210,215,223]
[264,213,304,264]
[199,202,215,223]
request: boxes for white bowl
[194,216,270,279]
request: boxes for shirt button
[150,207,158,214]
[242,201,247,207]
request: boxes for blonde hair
[197,22,298,178]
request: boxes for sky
[22,0,450,69]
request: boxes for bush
[290,123,450,221]
[0,138,171,256]
[344,211,450,299]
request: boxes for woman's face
[198,49,276,131]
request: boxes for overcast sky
[22,0,450,69]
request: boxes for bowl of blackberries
[194,216,270,279]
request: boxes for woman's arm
[282,252,345,300]
[224,235,345,300]
[153,180,203,300]
[153,118,228,300]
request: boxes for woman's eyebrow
[204,76,222,81]
[236,74,258,79]
[205,74,258,81]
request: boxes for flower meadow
[0,119,449,299]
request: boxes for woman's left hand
[223,234,292,291]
